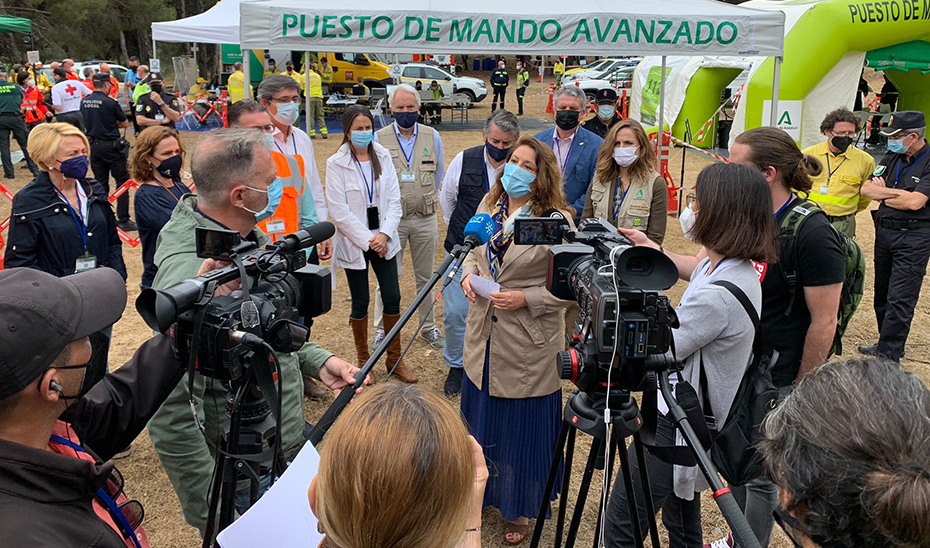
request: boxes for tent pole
[305,51,311,134]
[152,39,156,61]
[656,55,667,172]
[540,54,545,118]
[770,56,782,126]
[243,50,250,101]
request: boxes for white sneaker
[704,532,734,548]
[369,331,385,352]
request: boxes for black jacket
[0,336,183,548]
[5,172,127,279]
[491,69,509,89]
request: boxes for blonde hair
[316,384,475,548]
[593,119,656,186]
[485,136,571,216]
[129,126,184,182]
[27,123,90,172]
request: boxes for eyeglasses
[249,124,276,133]
[99,467,146,532]
[830,130,857,138]
[270,97,301,104]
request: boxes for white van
[398,63,486,106]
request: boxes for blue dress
[134,179,190,288]
[461,340,563,521]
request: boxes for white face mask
[679,204,697,240]
[612,147,639,167]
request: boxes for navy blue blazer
[534,126,603,219]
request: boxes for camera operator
[459,136,575,545]
[145,128,366,537]
[759,357,930,548]
[607,163,777,547]
[309,384,488,548]
[0,267,182,547]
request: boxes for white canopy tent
[152,0,255,46]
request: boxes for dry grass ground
[1,68,927,548]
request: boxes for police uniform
[515,68,529,115]
[81,73,132,226]
[491,65,509,111]
[135,77,181,130]
[863,111,930,361]
[582,88,622,139]
[0,77,38,178]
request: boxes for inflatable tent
[630,0,930,149]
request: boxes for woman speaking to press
[460,136,575,545]
[582,119,668,244]
[325,105,416,383]
[605,163,778,546]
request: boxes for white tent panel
[239,0,785,56]
[153,0,258,44]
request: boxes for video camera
[514,217,679,394]
[136,224,334,381]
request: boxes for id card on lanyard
[554,135,575,173]
[613,178,631,221]
[395,124,417,183]
[52,182,96,272]
[354,155,379,230]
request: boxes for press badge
[265,219,286,234]
[75,255,96,272]
[401,170,416,183]
[367,206,380,230]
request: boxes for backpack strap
[778,199,824,317]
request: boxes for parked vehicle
[562,58,641,84]
[72,62,132,114]
[566,65,636,102]
[398,63,487,105]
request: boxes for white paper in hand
[216,443,324,548]
[469,274,500,300]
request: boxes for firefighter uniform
[306,70,327,138]
[554,60,564,85]
[21,83,49,132]
[0,77,37,177]
[28,68,52,96]
[319,62,334,95]
[81,75,132,226]
[491,65,509,111]
[516,67,529,115]
[802,139,875,238]
[257,151,318,243]
[227,69,252,103]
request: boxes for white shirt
[440,148,504,224]
[52,80,92,113]
[273,126,328,222]
[373,122,446,189]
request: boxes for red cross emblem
[65,84,77,96]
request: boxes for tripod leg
[555,427,576,548]
[633,433,661,548]
[617,440,646,548]
[591,433,623,548]
[530,420,571,548]
[564,436,602,548]
[201,448,227,548]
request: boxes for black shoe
[444,368,464,397]
[858,344,879,356]
[117,220,138,232]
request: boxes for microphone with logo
[443,213,494,289]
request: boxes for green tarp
[866,40,930,72]
[0,15,31,34]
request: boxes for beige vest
[589,170,660,231]
[376,124,439,217]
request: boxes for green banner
[640,66,669,125]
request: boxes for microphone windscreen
[463,213,494,244]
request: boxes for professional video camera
[136,224,333,380]
[514,216,679,394]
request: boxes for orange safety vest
[257,151,306,242]
[21,86,44,124]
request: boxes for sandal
[504,522,529,545]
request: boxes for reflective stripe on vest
[806,192,859,207]
[258,152,305,242]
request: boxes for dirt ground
[1,68,928,548]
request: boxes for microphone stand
[307,242,470,446]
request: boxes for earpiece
[49,381,64,393]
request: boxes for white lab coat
[325,142,402,270]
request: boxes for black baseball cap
[595,88,618,104]
[92,72,111,83]
[0,268,126,400]
[881,110,926,137]
[143,72,164,84]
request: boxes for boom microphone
[445,214,494,286]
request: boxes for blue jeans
[441,255,468,369]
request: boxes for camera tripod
[530,367,761,548]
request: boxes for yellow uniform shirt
[320,64,333,85]
[284,70,303,87]
[554,62,564,75]
[802,140,875,217]
[306,71,323,98]
[227,70,252,103]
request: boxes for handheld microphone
[445,214,494,287]
[275,222,336,253]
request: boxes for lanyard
[394,123,417,168]
[554,134,575,172]
[893,148,930,188]
[49,435,143,548]
[774,194,795,219]
[273,134,298,156]
[613,178,631,220]
[353,154,375,205]
[825,154,847,182]
[50,181,89,256]
[160,180,184,203]
[487,199,532,280]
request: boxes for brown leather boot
[382,313,417,383]
[350,316,371,369]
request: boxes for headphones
[49,381,64,393]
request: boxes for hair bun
[863,467,930,546]
[799,153,824,177]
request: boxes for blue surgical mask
[501,163,536,198]
[351,130,373,149]
[263,133,276,148]
[243,178,283,221]
[888,138,908,154]
[273,102,299,126]
[598,105,616,120]
[394,111,418,129]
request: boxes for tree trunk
[10,33,21,65]
[119,30,129,65]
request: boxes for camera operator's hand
[617,228,661,251]
[197,258,242,296]
[318,240,333,261]
[461,275,476,303]
[466,435,489,528]
[318,355,371,396]
[368,233,388,257]
[490,290,526,311]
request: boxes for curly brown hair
[484,136,570,215]
[593,119,656,187]
[819,108,861,134]
[129,126,184,182]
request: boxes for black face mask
[54,333,109,400]
[150,83,163,93]
[555,109,580,131]
[485,140,509,162]
[154,153,183,179]
[830,135,852,153]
